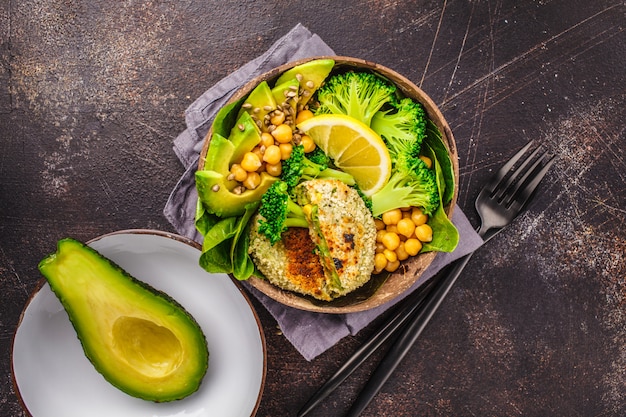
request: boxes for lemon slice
[297,114,391,196]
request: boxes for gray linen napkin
[164,23,484,361]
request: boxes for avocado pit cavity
[112,316,183,378]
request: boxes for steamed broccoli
[281,144,355,189]
[306,146,331,167]
[371,157,439,217]
[371,97,427,164]
[257,181,309,245]
[313,71,397,126]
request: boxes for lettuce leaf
[421,141,459,253]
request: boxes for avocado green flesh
[238,80,277,130]
[38,238,209,402]
[196,169,277,217]
[275,58,335,105]
[197,128,278,217]
[227,112,263,165]
[271,77,300,114]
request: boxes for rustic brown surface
[1,1,624,416]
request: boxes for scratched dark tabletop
[1,1,625,416]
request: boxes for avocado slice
[275,58,335,106]
[228,112,263,165]
[38,238,209,402]
[212,97,245,138]
[196,169,277,217]
[271,77,300,114]
[238,80,277,131]
[197,130,278,218]
[202,132,235,172]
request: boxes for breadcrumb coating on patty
[249,179,377,301]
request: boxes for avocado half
[38,238,209,402]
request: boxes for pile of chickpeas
[373,206,433,274]
[226,93,316,193]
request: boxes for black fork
[476,140,556,239]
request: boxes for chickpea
[271,123,293,143]
[386,224,399,235]
[260,132,275,148]
[382,209,403,225]
[383,249,398,263]
[265,162,282,177]
[375,229,387,243]
[295,109,314,124]
[414,224,433,242]
[396,242,410,261]
[229,163,248,182]
[242,171,261,190]
[301,135,316,153]
[411,207,428,226]
[385,260,401,273]
[375,242,386,253]
[374,219,386,231]
[397,218,416,239]
[404,238,422,256]
[419,155,433,169]
[240,152,262,172]
[381,231,400,251]
[279,143,293,160]
[252,146,264,162]
[263,145,282,165]
[374,253,388,273]
[270,110,286,126]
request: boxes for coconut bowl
[198,56,458,314]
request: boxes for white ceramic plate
[12,230,266,417]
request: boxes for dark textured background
[1,1,624,416]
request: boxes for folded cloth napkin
[164,23,484,361]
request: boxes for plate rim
[11,228,267,417]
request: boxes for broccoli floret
[371,97,427,164]
[367,96,437,217]
[313,71,397,126]
[371,158,439,217]
[257,181,309,245]
[281,144,355,189]
[306,146,331,167]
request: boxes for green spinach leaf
[230,202,260,280]
[423,120,455,206]
[421,142,459,253]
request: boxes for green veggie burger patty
[248,179,377,301]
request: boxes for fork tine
[502,147,549,205]
[508,153,556,211]
[488,140,534,194]
[476,141,555,237]
[493,144,542,200]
